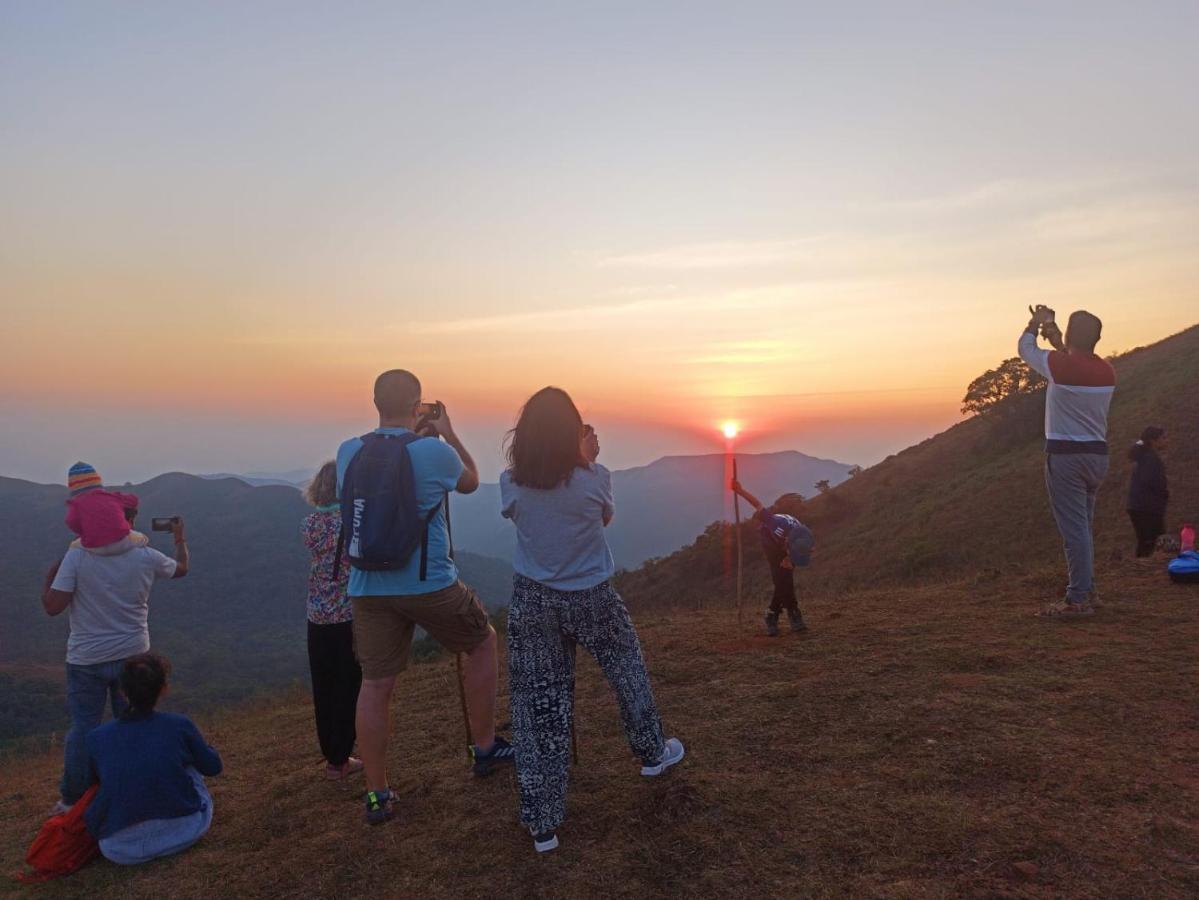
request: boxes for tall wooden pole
[733,456,743,627]
[456,652,473,762]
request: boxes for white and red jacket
[1018,330,1116,455]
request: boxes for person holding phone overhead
[41,498,190,814]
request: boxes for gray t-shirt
[51,545,178,665]
[500,464,616,592]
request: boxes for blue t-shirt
[336,428,465,596]
[85,711,223,840]
[500,464,616,592]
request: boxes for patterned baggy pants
[507,575,665,835]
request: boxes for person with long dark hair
[83,654,222,865]
[500,387,683,854]
[303,461,363,780]
[1127,426,1169,557]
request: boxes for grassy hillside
[2,562,1198,897]
[619,324,1199,612]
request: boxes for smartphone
[1028,304,1055,323]
[417,401,442,421]
[151,516,180,532]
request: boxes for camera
[151,516,181,532]
[1028,304,1055,323]
[417,401,443,421]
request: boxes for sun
[721,421,739,439]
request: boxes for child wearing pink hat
[65,462,147,551]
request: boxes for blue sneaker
[471,736,516,777]
[641,737,685,776]
[364,789,396,826]
[532,830,559,853]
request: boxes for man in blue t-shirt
[336,369,513,826]
[731,479,814,636]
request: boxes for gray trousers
[1045,453,1109,603]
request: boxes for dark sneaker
[787,609,807,633]
[764,611,780,637]
[641,737,686,776]
[532,830,559,853]
[1037,599,1095,619]
[471,736,516,777]
[364,789,396,826]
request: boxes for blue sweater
[85,711,222,840]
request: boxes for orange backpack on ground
[15,785,100,884]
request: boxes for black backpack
[337,432,443,580]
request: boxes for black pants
[307,620,362,765]
[1128,510,1165,558]
[764,542,800,614]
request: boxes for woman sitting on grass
[500,387,684,855]
[84,653,222,865]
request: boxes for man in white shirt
[41,509,190,810]
[1019,307,1116,617]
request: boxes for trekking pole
[733,458,743,627]
[456,652,473,762]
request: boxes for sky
[2,1,1198,484]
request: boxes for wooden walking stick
[733,457,743,627]
[456,652,473,762]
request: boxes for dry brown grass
[3,557,1198,899]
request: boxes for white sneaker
[532,830,559,853]
[640,737,685,776]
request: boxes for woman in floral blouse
[303,461,363,779]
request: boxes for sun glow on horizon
[721,421,740,440]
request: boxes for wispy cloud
[598,237,834,270]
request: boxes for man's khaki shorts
[350,581,492,680]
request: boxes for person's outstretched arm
[170,517,189,578]
[730,480,765,513]
[426,406,479,494]
[1019,307,1054,379]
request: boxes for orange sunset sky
[2,3,1197,483]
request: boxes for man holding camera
[336,369,512,827]
[1020,306,1116,617]
[41,509,189,811]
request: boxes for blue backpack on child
[339,432,442,579]
[1168,551,1199,584]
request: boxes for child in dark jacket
[1127,427,1169,557]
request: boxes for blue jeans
[99,767,213,866]
[61,659,128,804]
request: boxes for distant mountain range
[0,473,513,743]
[450,450,855,568]
[0,448,850,743]
[208,450,855,569]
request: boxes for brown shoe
[1037,599,1095,619]
[326,757,364,780]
